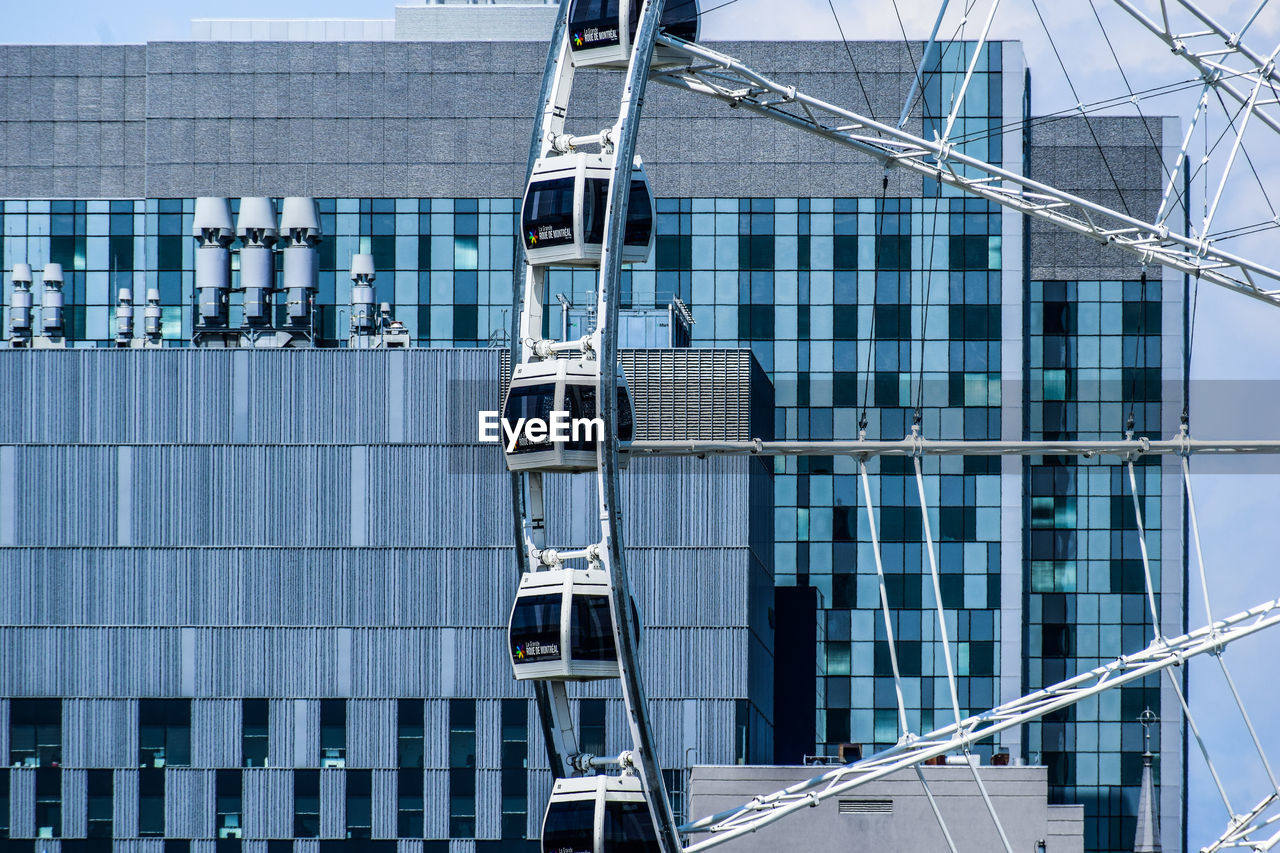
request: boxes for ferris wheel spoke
[680,597,1280,851]
[650,34,1280,308]
[1110,0,1280,142]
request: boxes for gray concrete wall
[0,40,1009,200]
[1027,115,1169,282]
[689,764,1085,853]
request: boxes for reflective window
[504,384,557,454]
[564,384,599,451]
[242,699,269,768]
[511,593,563,664]
[501,699,529,840]
[216,769,243,839]
[294,770,320,838]
[138,768,164,837]
[523,178,576,250]
[9,699,61,767]
[0,770,10,836]
[579,700,606,757]
[346,770,372,839]
[398,699,425,769]
[541,800,594,853]
[571,596,617,662]
[583,179,651,248]
[398,768,424,838]
[35,767,61,838]
[320,700,346,766]
[139,699,190,767]
[602,801,659,852]
[449,699,477,838]
[86,770,112,838]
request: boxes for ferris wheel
[500,1,1280,851]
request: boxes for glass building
[0,24,1184,853]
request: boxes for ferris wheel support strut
[512,0,583,782]
[1109,0,1280,138]
[649,35,1280,307]
[593,2,684,851]
[625,436,1280,458]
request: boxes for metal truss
[1109,0,1280,239]
[680,597,1280,851]
[626,434,1280,459]
[1111,0,1280,142]
[1202,792,1280,852]
[649,35,1280,308]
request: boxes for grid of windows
[0,194,1166,853]
[1028,278,1166,851]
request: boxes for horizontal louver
[837,799,893,814]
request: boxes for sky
[5,0,1280,847]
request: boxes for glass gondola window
[523,178,576,250]
[569,0,623,51]
[604,801,660,852]
[564,384,598,451]
[617,387,634,441]
[503,383,558,453]
[568,0,699,52]
[571,596,617,662]
[541,799,595,853]
[561,384,633,451]
[582,179,653,248]
[511,593,563,663]
[653,0,699,41]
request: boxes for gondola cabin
[509,569,619,681]
[541,775,660,853]
[567,0,699,68]
[522,153,654,267]
[501,358,635,473]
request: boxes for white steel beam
[1110,0,1280,145]
[680,598,1280,851]
[649,36,1280,308]
[1201,793,1280,852]
[626,436,1280,458]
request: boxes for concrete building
[0,4,1186,851]
[689,763,1085,852]
[0,347,774,853]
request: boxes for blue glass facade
[1028,277,1169,851]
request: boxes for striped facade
[0,348,775,849]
